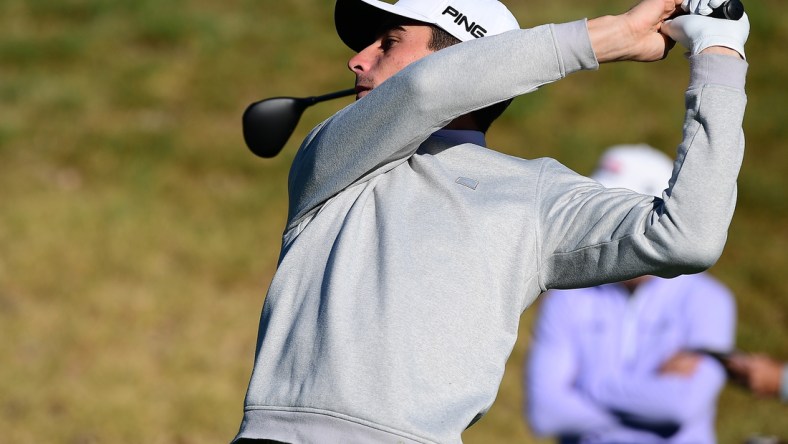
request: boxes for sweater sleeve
[286,21,598,228]
[536,54,748,290]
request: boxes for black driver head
[242,97,309,158]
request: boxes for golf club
[242,88,355,158]
[709,0,744,20]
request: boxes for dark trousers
[234,440,290,444]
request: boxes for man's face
[348,23,434,99]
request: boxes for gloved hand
[682,0,726,16]
[662,12,750,58]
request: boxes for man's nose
[348,41,377,74]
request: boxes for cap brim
[335,0,432,52]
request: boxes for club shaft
[307,88,356,105]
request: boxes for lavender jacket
[527,273,736,443]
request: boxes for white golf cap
[335,0,520,52]
[591,144,675,197]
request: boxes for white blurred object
[591,144,674,197]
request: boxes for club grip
[708,0,744,20]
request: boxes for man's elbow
[658,230,727,275]
[678,239,724,271]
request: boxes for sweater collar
[432,129,487,147]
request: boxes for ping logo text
[442,6,488,38]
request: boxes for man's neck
[444,114,480,131]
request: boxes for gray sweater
[235,20,747,444]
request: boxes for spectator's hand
[659,351,702,376]
[661,11,750,58]
[726,354,783,397]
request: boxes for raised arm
[287,0,690,229]
[286,22,598,227]
[287,0,699,229]
[536,29,747,290]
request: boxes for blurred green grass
[0,0,786,442]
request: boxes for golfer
[234,0,749,442]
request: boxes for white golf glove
[662,12,750,59]
[681,0,726,16]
